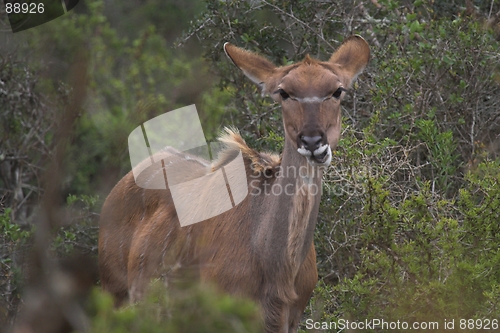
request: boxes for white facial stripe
[296,96,325,103]
[293,89,345,103]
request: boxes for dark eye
[278,89,290,100]
[332,88,344,99]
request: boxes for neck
[253,136,323,273]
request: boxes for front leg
[260,295,290,333]
[288,244,318,332]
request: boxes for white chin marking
[314,144,329,156]
[297,147,312,157]
[319,147,332,166]
[298,145,332,167]
[312,145,332,166]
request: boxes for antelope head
[224,36,370,166]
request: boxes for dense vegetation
[1,0,499,332]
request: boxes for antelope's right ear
[224,43,276,91]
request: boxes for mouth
[297,144,332,166]
[314,146,329,162]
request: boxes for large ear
[224,43,276,91]
[329,35,370,87]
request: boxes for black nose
[300,135,322,152]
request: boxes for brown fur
[99,36,370,333]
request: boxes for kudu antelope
[98,36,370,333]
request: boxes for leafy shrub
[90,281,262,333]
[0,54,59,224]
[51,194,100,256]
[0,209,33,325]
[310,125,500,332]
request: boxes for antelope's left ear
[224,43,277,92]
[329,35,370,87]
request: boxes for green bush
[90,281,262,333]
[50,194,100,256]
[311,126,500,331]
[0,209,33,325]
